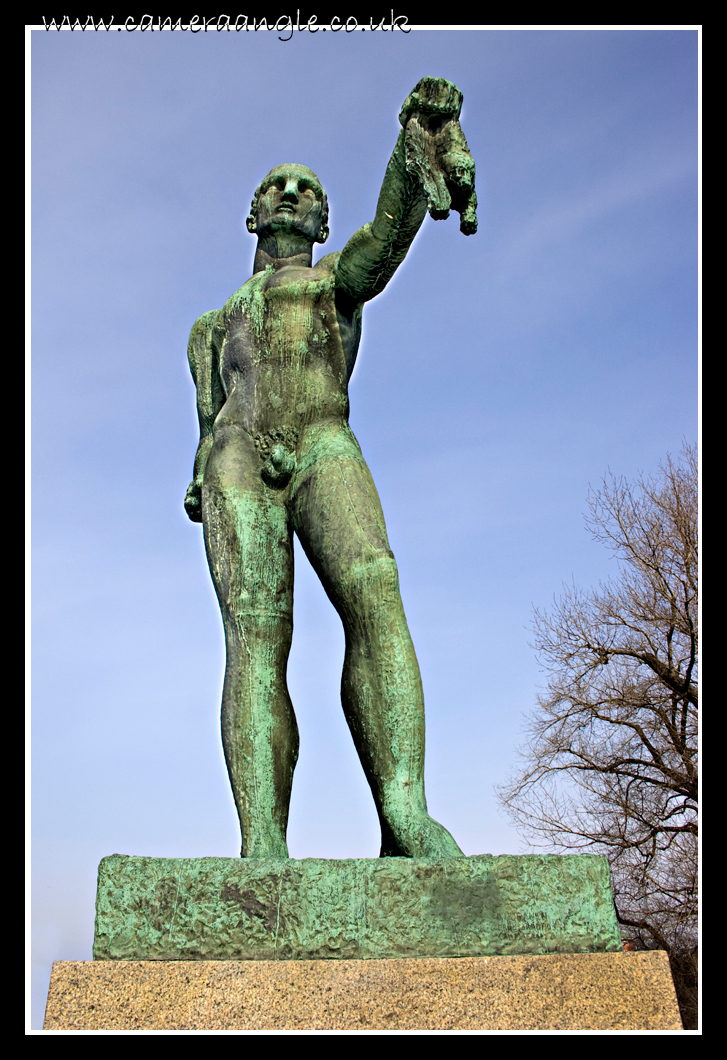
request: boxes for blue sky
[31,26,698,1027]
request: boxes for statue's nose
[281,179,299,202]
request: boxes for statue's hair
[247,164,329,243]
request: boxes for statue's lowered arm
[335,77,477,309]
[184,310,225,523]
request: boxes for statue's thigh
[202,482,293,620]
[292,455,398,615]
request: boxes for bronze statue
[185,78,477,858]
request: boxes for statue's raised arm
[336,77,477,310]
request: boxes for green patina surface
[93,854,622,961]
[183,79,479,862]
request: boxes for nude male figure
[185,78,477,859]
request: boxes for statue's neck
[253,233,313,274]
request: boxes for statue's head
[246,164,329,246]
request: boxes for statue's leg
[291,427,463,858]
[202,474,297,858]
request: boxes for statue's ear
[316,224,329,245]
[246,212,257,234]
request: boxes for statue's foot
[381,814,464,859]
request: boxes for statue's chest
[223,268,338,368]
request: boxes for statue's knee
[223,608,293,659]
[344,550,400,603]
[374,551,400,598]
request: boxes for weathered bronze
[93,854,623,960]
[185,78,477,859]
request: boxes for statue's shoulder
[187,308,224,379]
[189,308,222,343]
[313,251,341,276]
[314,252,341,270]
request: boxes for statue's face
[250,164,328,244]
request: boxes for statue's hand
[184,482,203,523]
[399,77,478,235]
[399,76,464,127]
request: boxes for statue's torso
[213,259,350,444]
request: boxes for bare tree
[498,444,697,1026]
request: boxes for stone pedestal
[44,953,683,1030]
[44,853,684,1030]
